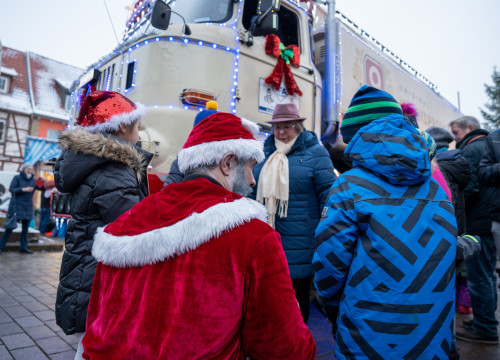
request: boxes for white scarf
[256,136,298,228]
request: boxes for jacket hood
[92,178,268,267]
[345,113,431,186]
[264,130,319,156]
[57,128,152,191]
[435,148,461,161]
[18,171,33,181]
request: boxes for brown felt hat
[267,103,306,123]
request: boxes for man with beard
[81,112,316,360]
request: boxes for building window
[0,119,6,143]
[242,1,300,48]
[0,76,9,93]
[64,94,72,110]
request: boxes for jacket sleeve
[93,168,141,224]
[313,176,358,315]
[242,231,316,360]
[163,158,184,187]
[478,134,500,187]
[461,145,481,200]
[9,175,23,194]
[312,145,337,211]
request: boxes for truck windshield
[167,0,234,24]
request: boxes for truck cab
[71,0,321,173]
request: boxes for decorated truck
[69,0,461,174]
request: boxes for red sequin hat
[76,91,145,132]
[177,112,265,173]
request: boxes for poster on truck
[339,23,461,129]
[258,78,300,115]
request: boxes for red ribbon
[264,34,303,97]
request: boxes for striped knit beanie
[341,85,403,143]
[417,129,437,160]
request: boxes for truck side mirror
[151,0,172,30]
[251,0,280,36]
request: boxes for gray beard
[231,164,253,197]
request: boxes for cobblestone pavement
[1,251,499,359]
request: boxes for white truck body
[69,0,461,173]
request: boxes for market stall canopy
[24,136,61,165]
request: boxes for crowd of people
[0,85,498,360]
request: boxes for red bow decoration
[264,34,302,97]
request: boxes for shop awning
[24,136,61,165]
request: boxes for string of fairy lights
[70,0,258,126]
[70,0,452,129]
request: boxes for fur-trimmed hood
[92,177,268,268]
[58,127,152,183]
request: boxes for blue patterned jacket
[313,114,457,359]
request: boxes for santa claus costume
[82,113,316,360]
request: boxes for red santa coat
[82,177,316,359]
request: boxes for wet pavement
[0,250,499,359]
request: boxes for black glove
[456,234,481,266]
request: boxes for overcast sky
[1,0,499,125]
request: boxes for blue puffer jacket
[9,171,38,220]
[314,114,457,360]
[252,130,336,279]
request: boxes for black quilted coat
[54,128,152,335]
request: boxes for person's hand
[22,186,34,192]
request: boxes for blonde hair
[294,121,304,133]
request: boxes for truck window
[167,0,233,24]
[126,62,136,90]
[242,1,300,48]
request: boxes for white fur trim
[241,118,260,137]
[92,198,268,267]
[80,103,146,133]
[177,138,265,173]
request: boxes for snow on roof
[0,47,31,114]
[0,46,83,120]
[55,78,73,90]
[29,52,83,119]
[0,66,18,77]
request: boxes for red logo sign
[364,56,385,90]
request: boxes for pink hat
[267,103,306,123]
[76,91,145,133]
[178,112,265,173]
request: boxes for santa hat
[178,112,264,173]
[76,91,145,133]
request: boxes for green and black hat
[341,85,403,143]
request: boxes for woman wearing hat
[252,103,336,323]
[53,91,153,359]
